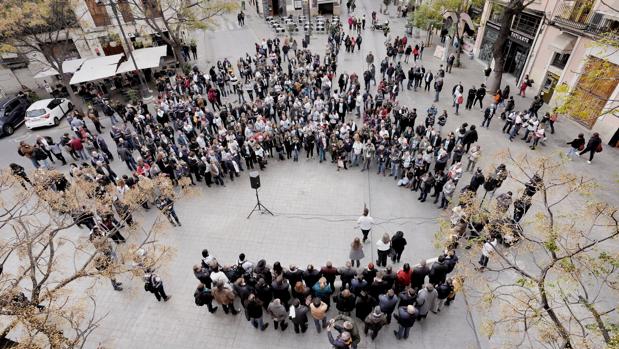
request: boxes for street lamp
[305,0,312,45]
[97,0,153,101]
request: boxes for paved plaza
[1,0,618,348]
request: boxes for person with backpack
[578,132,603,164]
[520,74,532,97]
[144,269,171,302]
[194,283,217,313]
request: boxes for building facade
[524,0,619,144]
[474,0,618,145]
[0,0,168,95]
[255,0,343,18]
[474,0,546,84]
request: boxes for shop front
[478,22,535,79]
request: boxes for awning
[69,54,124,85]
[115,46,167,74]
[33,58,85,79]
[550,33,576,54]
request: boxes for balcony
[552,1,619,39]
[552,1,593,32]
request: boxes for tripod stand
[247,188,274,219]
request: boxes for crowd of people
[192,245,461,345]
[7,6,606,347]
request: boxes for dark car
[0,96,29,136]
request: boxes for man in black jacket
[474,84,486,108]
[194,283,217,313]
[411,260,430,290]
[428,255,449,285]
[466,86,476,109]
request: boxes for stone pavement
[0,0,617,348]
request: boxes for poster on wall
[294,0,302,9]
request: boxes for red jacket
[396,269,412,287]
[68,138,83,151]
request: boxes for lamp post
[101,0,153,101]
[305,0,312,45]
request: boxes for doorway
[318,3,334,14]
[271,0,281,16]
[504,40,529,78]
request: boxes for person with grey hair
[267,298,289,331]
[364,306,387,340]
[416,284,438,319]
[393,305,417,340]
[331,315,360,349]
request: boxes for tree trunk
[60,75,84,113]
[426,25,433,46]
[539,282,572,348]
[488,1,522,92]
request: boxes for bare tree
[0,168,175,347]
[439,151,618,348]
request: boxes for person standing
[478,237,498,271]
[194,283,218,313]
[144,269,171,302]
[520,74,532,97]
[364,306,387,340]
[435,279,454,312]
[267,298,289,331]
[376,233,391,267]
[212,281,239,314]
[393,305,417,340]
[466,145,481,172]
[309,297,329,333]
[245,294,269,331]
[349,237,365,267]
[578,132,603,164]
[390,231,407,263]
[378,289,398,324]
[356,208,374,243]
[290,298,309,334]
[474,84,486,109]
[416,284,437,319]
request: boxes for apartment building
[0,0,169,95]
[525,0,619,144]
[474,0,618,144]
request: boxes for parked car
[0,95,30,136]
[25,98,73,130]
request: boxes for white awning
[115,46,167,74]
[550,33,577,54]
[69,54,124,85]
[33,59,85,79]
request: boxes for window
[489,3,505,24]
[512,12,541,35]
[118,0,134,23]
[143,0,163,18]
[551,52,570,69]
[39,40,81,61]
[86,0,111,27]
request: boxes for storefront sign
[510,31,532,45]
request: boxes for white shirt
[357,215,374,230]
[482,239,498,257]
[376,239,391,251]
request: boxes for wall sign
[510,31,532,45]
